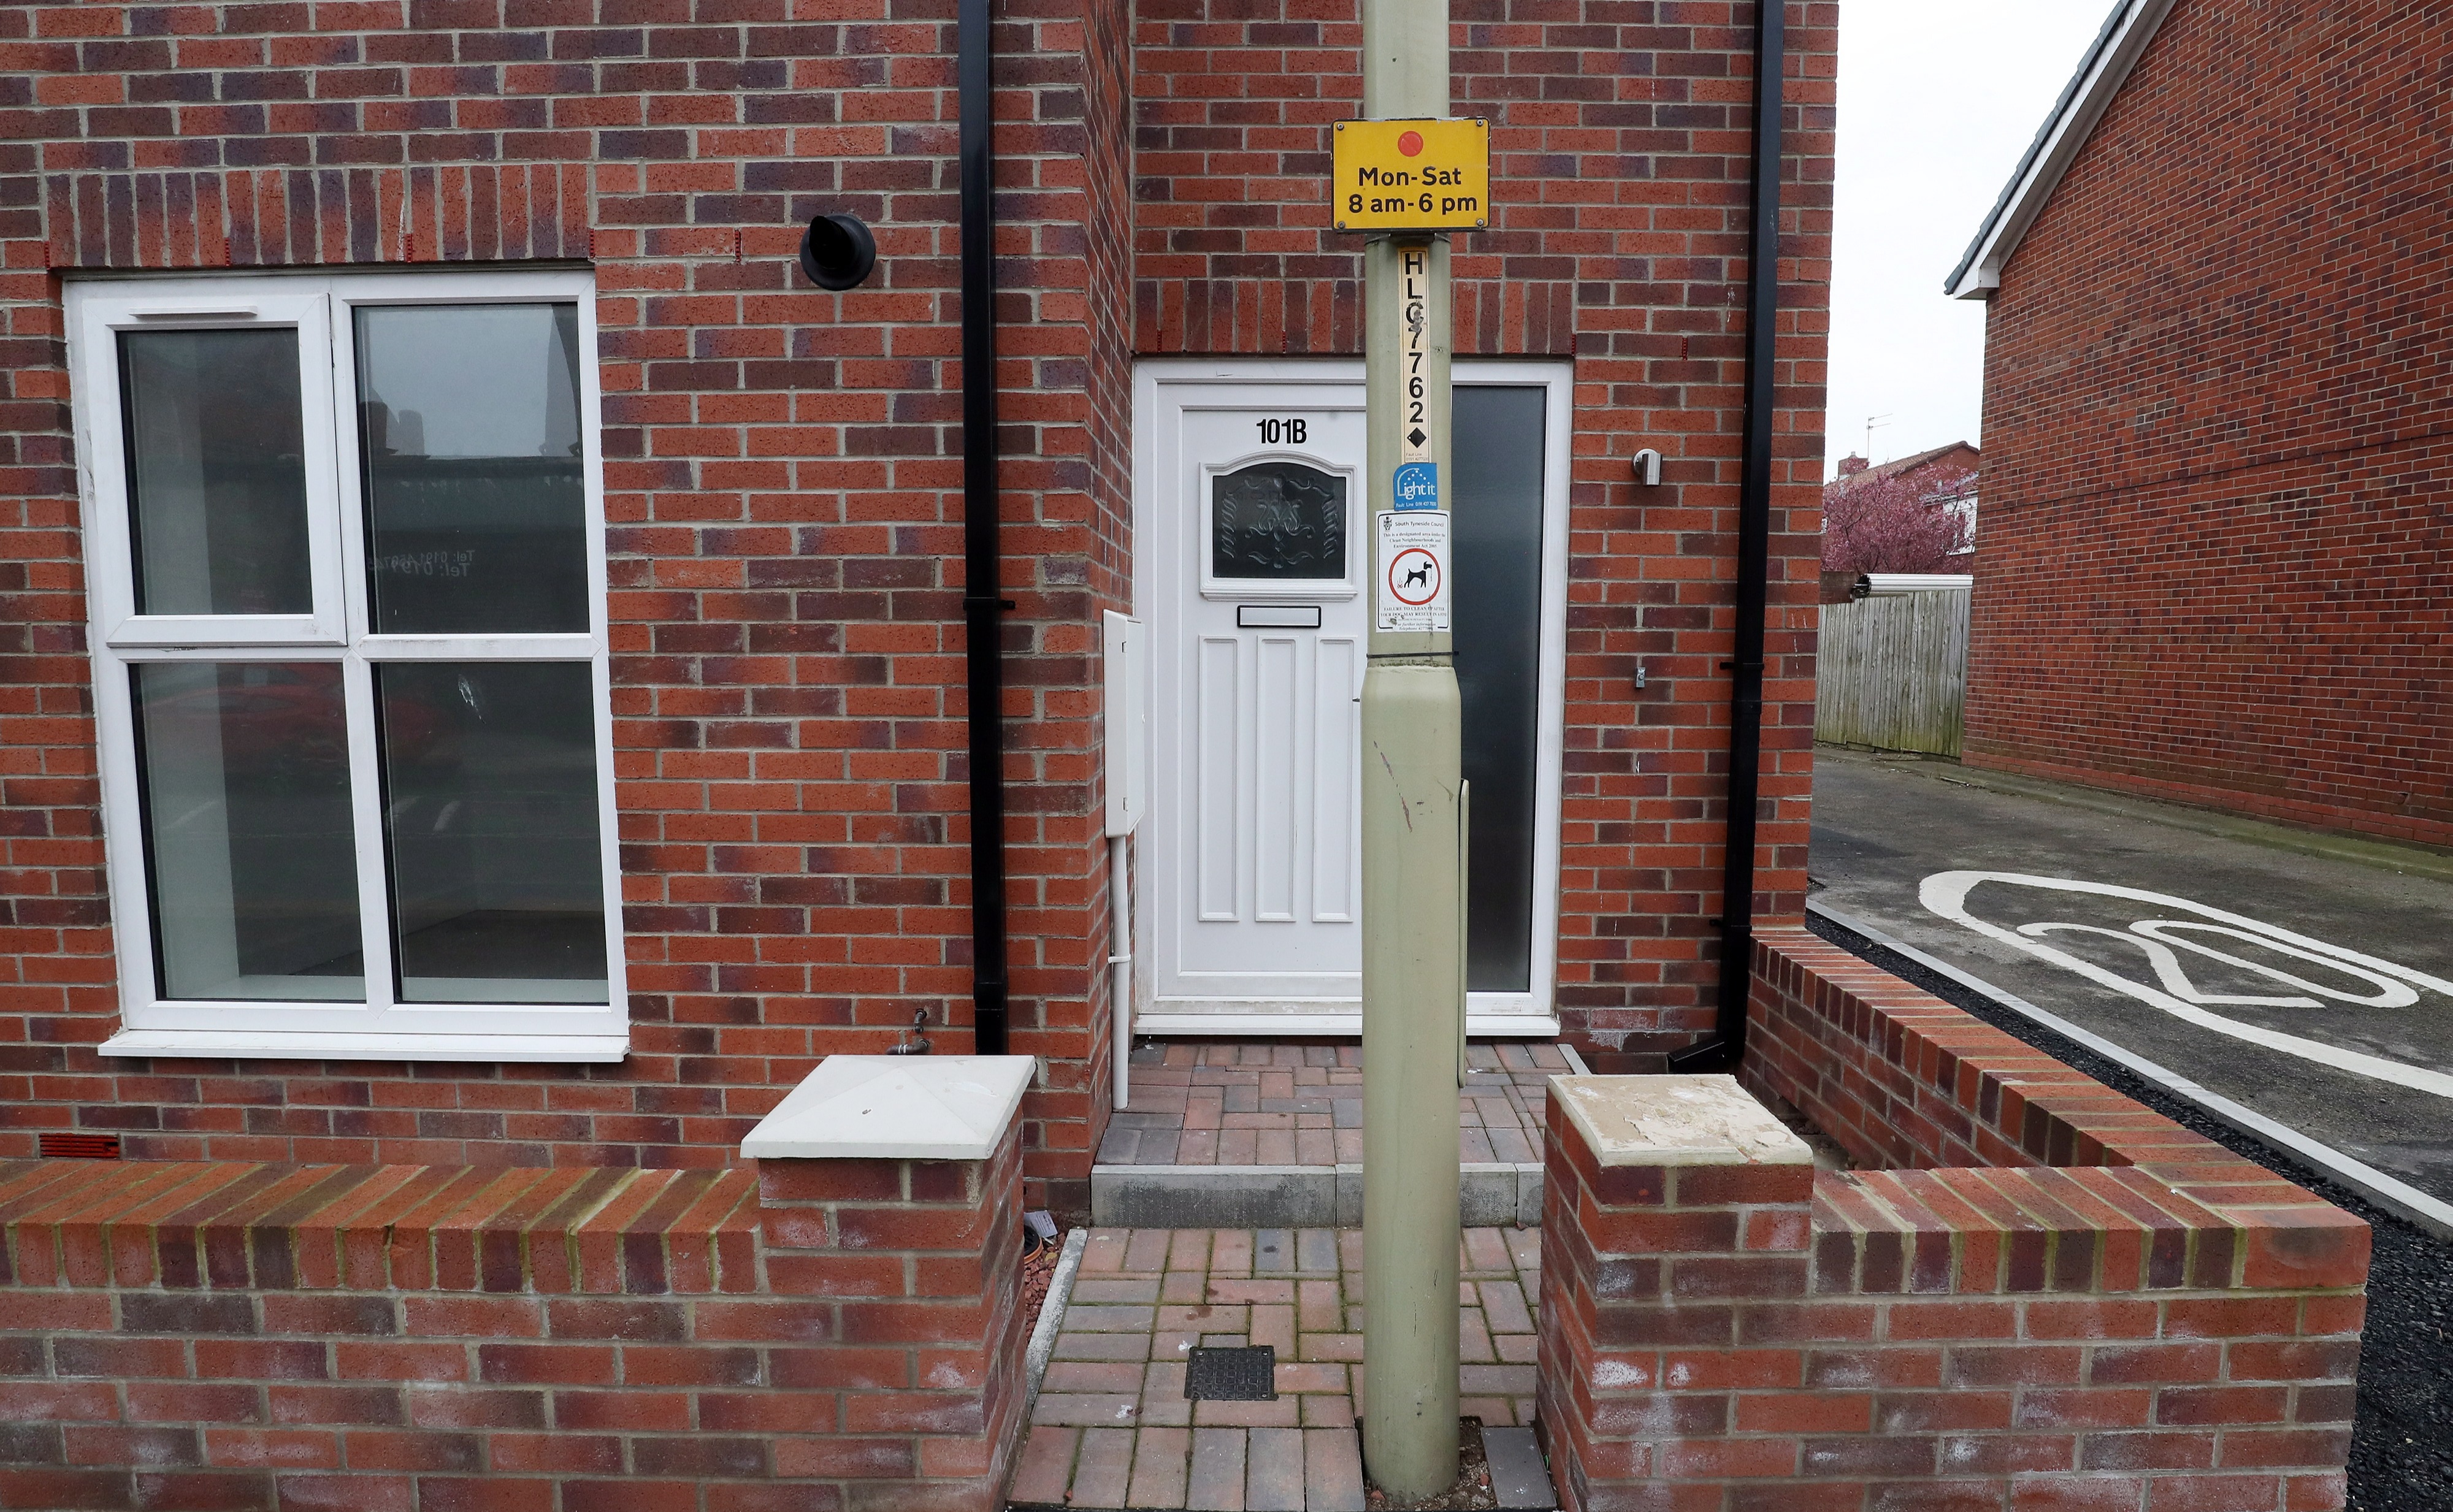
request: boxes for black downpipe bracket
[958,0,1009,1055]
[1667,0,1784,1076]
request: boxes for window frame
[69,269,627,1062]
[76,287,350,646]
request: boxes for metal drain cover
[1184,1345,1277,1401]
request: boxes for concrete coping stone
[741,1054,1037,1161]
[1549,1073,1812,1168]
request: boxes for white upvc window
[69,270,627,1063]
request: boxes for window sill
[99,1029,629,1064]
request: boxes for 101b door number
[1254,418,1308,445]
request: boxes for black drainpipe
[958,0,1009,1055]
[1667,0,1783,1076]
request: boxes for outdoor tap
[888,1010,933,1056]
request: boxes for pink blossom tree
[1820,465,1975,573]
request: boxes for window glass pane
[119,329,313,617]
[1452,388,1545,993]
[356,304,588,633]
[1212,462,1348,580]
[378,662,607,1004]
[132,663,362,1001]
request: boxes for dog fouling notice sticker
[1376,510,1450,633]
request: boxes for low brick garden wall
[1538,925,2370,1512]
[0,1131,1025,1511]
[3,969,2372,1512]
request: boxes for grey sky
[1822,2,2115,478]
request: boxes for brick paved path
[1097,1042,1576,1169]
[1012,1226,1542,1511]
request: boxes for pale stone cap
[1550,1074,1812,1168]
[741,1055,1037,1161]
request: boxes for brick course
[0,1123,1027,1511]
[1534,931,2368,1511]
[1965,0,2453,849]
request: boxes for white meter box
[1102,610,1147,837]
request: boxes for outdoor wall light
[799,213,878,291]
[1632,448,1663,486]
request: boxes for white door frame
[1128,357,1571,1037]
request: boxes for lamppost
[1353,0,1466,1492]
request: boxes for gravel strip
[1805,909,2453,1512]
[1021,1226,1090,1429]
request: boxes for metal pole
[1360,0,1460,1491]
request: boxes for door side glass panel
[119,329,315,617]
[132,663,364,1001]
[1452,387,1545,993]
[377,662,607,1004]
[1211,462,1348,580]
[356,304,589,634]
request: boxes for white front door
[1149,373,1369,1016]
[1133,361,1568,1035]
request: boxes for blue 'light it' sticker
[1393,462,1439,510]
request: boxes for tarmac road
[1808,747,2453,1207]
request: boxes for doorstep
[1009,1225,1553,1512]
[1092,1042,1583,1228]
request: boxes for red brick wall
[0,0,1130,1208]
[0,0,1835,1178]
[0,1139,1028,1512]
[1130,0,1839,1055]
[1062,0,1137,1168]
[1966,0,2453,849]
[1536,929,2369,1511]
[1743,930,2205,1177]
[1743,923,2373,1312]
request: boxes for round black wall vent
[798,213,878,291]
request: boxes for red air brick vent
[37,1132,120,1160]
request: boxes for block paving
[1098,1042,1576,1169]
[1012,1226,1542,1510]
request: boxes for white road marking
[1812,896,2453,1239]
[2017,924,2322,1007]
[1920,871,2453,1100]
[2121,921,2419,1007]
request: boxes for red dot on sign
[1398,131,1424,157]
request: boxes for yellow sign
[1331,118,1490,232]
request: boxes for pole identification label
[1377,510,1450,633]
[1394,243,1439,508]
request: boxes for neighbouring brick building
[0,0,1839,1214]
[1948,0,2453,849]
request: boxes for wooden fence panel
[1815,589,1969,755]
